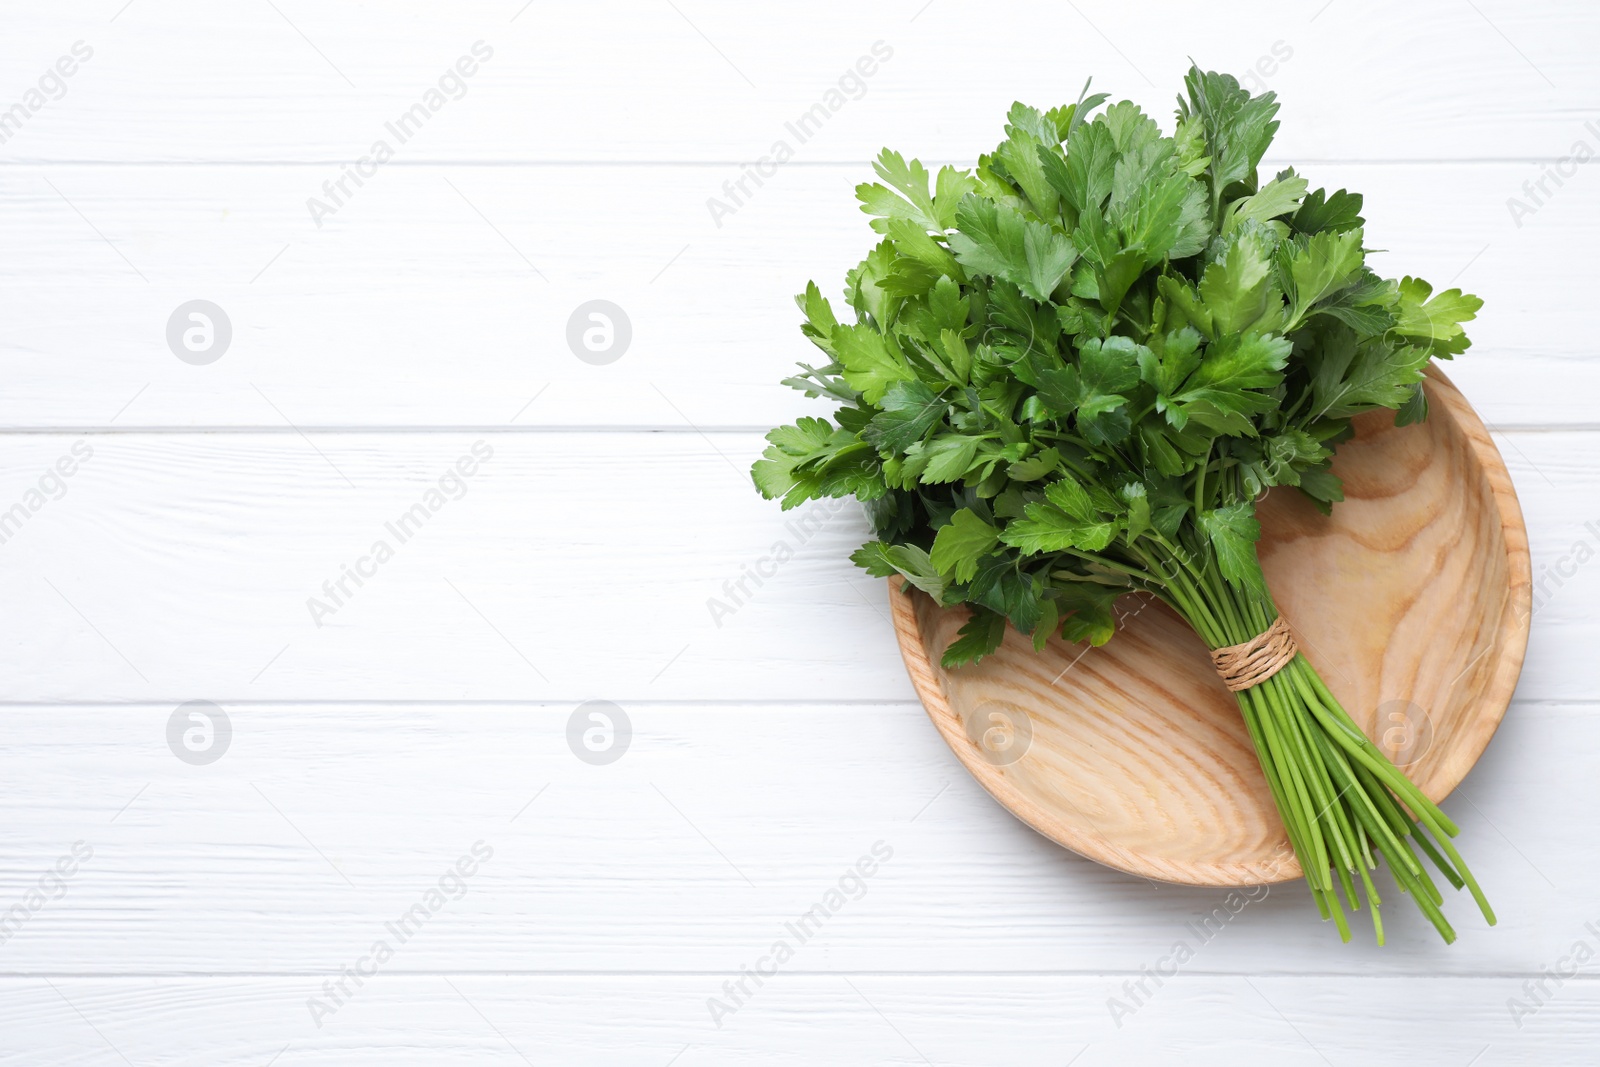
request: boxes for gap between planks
[0,158,1593,168]
[0,425,1594,436]
[0,698,1589,710]
[4,970,1600,980]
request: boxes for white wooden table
[1,2,1596,1063]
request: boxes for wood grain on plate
[892,369,1531,885]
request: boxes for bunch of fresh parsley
[752,66,1492,943]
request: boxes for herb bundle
[752,66,1492,943]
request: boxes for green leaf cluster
[754,67,1481,669]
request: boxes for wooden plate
[890,367,1531,887]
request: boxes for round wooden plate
[890,367,1531,887]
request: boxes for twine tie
[1210,615,1297,692]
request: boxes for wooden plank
[0,699,1589,976]
[0,429,1589,703]
[0,1,1594,163]
[5,974,1599,1065]
[0,162,1590,430]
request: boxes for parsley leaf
[1200,502,1267,595]
[863,380,947,453]
[832,322,915,404]
[930,508,1001,582]
[949,195,1079,302]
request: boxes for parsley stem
[1052,548,1158,584]
[1147,553,1494,942]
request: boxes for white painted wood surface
[2,2,1596,1063]
[1,163,1595,431]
